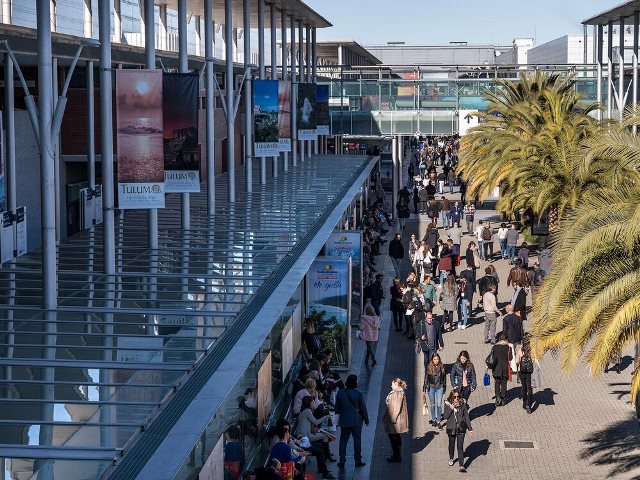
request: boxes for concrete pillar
[597,24,603,121]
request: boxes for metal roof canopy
[158,0,332,28]
[316,40,383,65]
[582,0,640,25]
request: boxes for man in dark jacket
[388,233,404,277]
[503,304,524,347]
[335,374,369,469]
[370,274,385,316]
[511,281,527,321]
[506,258,529,288]
[477,267,498,298]
[415,311,444,366]
[458,265,475,329]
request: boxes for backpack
[519,354,534,374]
[482,226,492,241]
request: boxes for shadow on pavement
[411,430,440,453]
[532,388,557,410]
[464,439,491,469]
[469,401,496,420]
[580,416,640,477]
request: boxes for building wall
[365,44,515,66]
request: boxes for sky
[310,0,623,46]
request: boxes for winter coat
[491,342,511,378]
[442,401,472,435]
[390,284,405,313]
[383,389,409,434]
[450,361,477,391]
[359,314,380,341]
[389,239,404,259]
[440,283,459,312]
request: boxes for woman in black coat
[390,277,405,332]
[441,389,473,472]
[488,332,511,406]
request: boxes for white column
[619,16,625,121]
[597,24,603,121]
[1,0,11,23]
[113,0,122,43]
[83,0,92,38]
[258,0,266,185]
[270,3,278,177]
[195,15,202,56]
[608,20,613,119]
[159,4,168,51]
[298,20,305,163]
[281,8,288,173]
[243,0,252,193]
[634,13,639,134]
[204,0,215,214]
[290,15,297,167]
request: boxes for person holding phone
[441,389,474,472]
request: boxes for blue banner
[306,257,351,367]
[326,231,363,324]
[253,79,280,157]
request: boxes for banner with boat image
[116,69,165,209]
[253,79,280,157]
[163,73,201,192]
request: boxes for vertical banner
[306,257,352,367]
[316,85,330,135]
[163,73,201,192]
[15,206,26,256]
[325,231,363,320]
[277,81,291,152]
[297,83,317,140]
[257,353,273,428]
[116,69,165,209]
[253,79,280,157]
[0,211,13,263]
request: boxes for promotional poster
[253,80,280,157]
[316,84,330,135]
[163,73,201,192]
[297,82,317,140]
[278,81,292,152]
[325,231,363,319]
[116,69,165,209]
[306,257,351,367]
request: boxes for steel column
[620,15,625,121]
[243,0,253,193]
[4,54,15,213]
[225,0,236,201]
[597,24,603,121]
[270,3,278,177]
[298,20,305,163]
[143,0,158,250]
[178,0,190,229]
[312,26,318,155]
[635,12,639,134]
[281,8,288,172]
[205,0,215,214]
[52,57,60,242]
[290,15,297,167]
[258,0,266,185]
[87,61,95,190]
[608,20,614,119]
[392,136,398,220]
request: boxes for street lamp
[0,37,100,145]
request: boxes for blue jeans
[428,386,444,421]
[371,301,381,316]
[441,211,451,229]
[339,425,363,463]
[499,239,508,259]
[507,245,516,262]
[439,269,449,286]
[448,181,455,193]
[459,299,470,327]
[477,240,484,260]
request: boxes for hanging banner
[297,83,317,140]
[306,257,351,367]
[278,81,291,152]
[316,85,330,135]
[0,211,13,264]
[116,69,165,209]
[15,206,26,256]
[325,231,363,320]
[253,79,280,157]
[163,73,201,192]
[257,352,273,428]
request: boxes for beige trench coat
[383,389,409,434]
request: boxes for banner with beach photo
[306,257,351,367]
[163,73,201,192]
[297,83,317,140]
[116,69,165,209]
[253,80,280,157]
[278,81,292,152]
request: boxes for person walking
[408,234,419,271]
[389,233,404,278]
[359,305,381,367]
[427,198,440,227]
[419,185,429,214]
[497,222,509,260]
[450,351,477,404]
[335,374,369,469]
[390,277,405,332]
[483,285,501,344]
[511,281,528,321]
[463,201,475,235]
[416,311,444,366]
[465,241,480,283]
[412,185,420,215]
[447,169,456,194]
[383,378,409,463]
[503,304,524,353]
[516,335,535,414]
[440,196,451,229]
[474,220,486,261]
[506,224,519,264]
[487,333,511,406]
[458,264,475,329]
[481,221,494,261]
[442,390,473,472]
[439,274,459,332]
[450,201,463,229]
[370,274,385,316]
[396,187,411,230]
[424,354,447,427]
[448,222,463,265]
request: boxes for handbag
[531,360,544,389]
[483,372,491,386]
[485,349,496,369]
[414,338,422,355]
[509,344,518,373]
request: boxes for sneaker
[459,467,467,473]
[460,325,466,330]
[448,459,455,466]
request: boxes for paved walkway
[364,154,640,480]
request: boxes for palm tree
[458,71,600,228]
[531,186,640,402]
